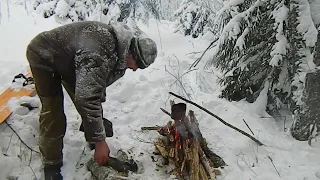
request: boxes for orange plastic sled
[0,72,36,123]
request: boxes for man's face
[126,52,138,71]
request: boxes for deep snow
[1,1,320,180]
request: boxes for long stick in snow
[169,92,264,146]
[5,121,40,154]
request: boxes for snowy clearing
[1,1,320,180]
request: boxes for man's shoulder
[48,21,110,32]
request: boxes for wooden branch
[87,156,138,180]
[104,157,138,173]
[160,108,171,116]
[190,140,200,180]
[268,156,280,177]
[243,119,254,135]
[189,37,219,69]
[188,111,226,168]
[169,92,264,146]
[5,121,40,154]
[87,158,119,180]
[141,126,161,131]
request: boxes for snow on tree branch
[269,1,289,67]
[204,0,320,141]
[295,0,318,47]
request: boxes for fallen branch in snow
[185,51,204,56]
[169,92,264,146]
[236,153,258,176]
[250,145,259,164]
[189,38,219,70]
[5,121,40,154]
[243,119,254,135]
[5,120,39,180]
[165,55,196,100]
[4,132,14,156]
[75,146,86,170]
[28,152,37,180]
[268,156,280,177]
[169,68,198,88]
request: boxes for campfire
[145,102,226,180]
[87,92,264,180]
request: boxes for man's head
[126,37,158,71]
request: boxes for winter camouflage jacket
[27,21,134,142]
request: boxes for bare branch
[165,65,192,100]
[189,38,219,69]
[243,119,254,135]
[268,156,280,177]
[160,108,171,116]
[185,51,204,56]
[5,121,40,154]
[28,152,38,180]
[75,146,86,170]
[4,132,14,155]
[237,153,258,176]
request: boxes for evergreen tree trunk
[291,69,320,140]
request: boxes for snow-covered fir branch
[205,0,320,140]
[173,0,223,38]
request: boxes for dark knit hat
[131,37,158,69]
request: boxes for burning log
[152,103,225,180]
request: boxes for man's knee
[38,96,66,137]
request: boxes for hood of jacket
[109,22,135,70]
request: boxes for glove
[103,118,113,137]
[79,118,113,137]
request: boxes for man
[25,21,157,180]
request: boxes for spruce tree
[204,0,319,141]
[173,0,223,38]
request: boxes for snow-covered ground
[1,1,320,180]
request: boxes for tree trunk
[291,69,320,140]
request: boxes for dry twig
[268,156,280,177]
[160,108,171,116]
[5,121,40,154]
[243,119,254,135]
[4,132,14,155]
[189,38,219,69]
[237,153,258,176]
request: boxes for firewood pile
[144,102,226,180]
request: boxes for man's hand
[94,140,110,165]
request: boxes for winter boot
[44,162,63,180]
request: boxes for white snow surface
[1,1,320,180]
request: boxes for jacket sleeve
[74,50,109,142]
